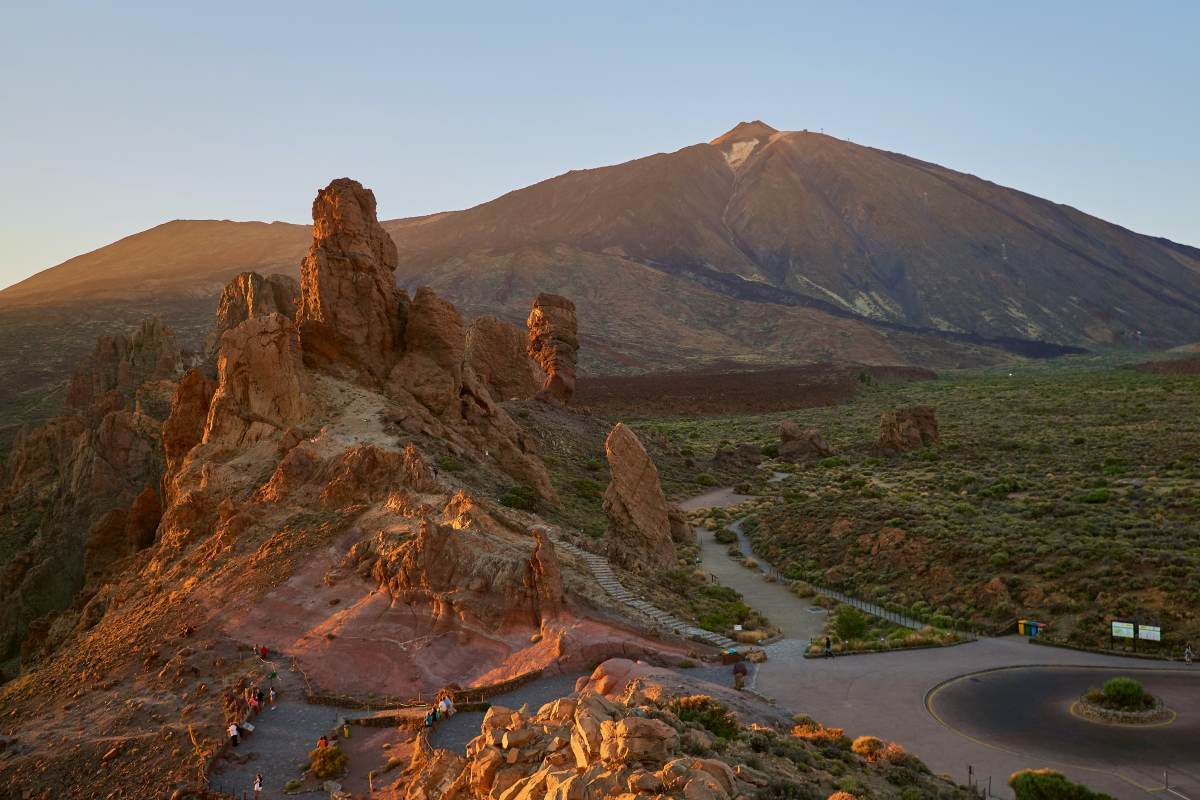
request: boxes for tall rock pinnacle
[296,178,404,383]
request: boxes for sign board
[733,624,743,632]
[1111,621,1135,639]
[1138,625,1162,642]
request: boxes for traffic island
[1071,676,1174,726]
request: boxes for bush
[834,606,869,641]
[761,443,780,457]
[667,695,739,739]
[851,735,885,762]
[571,478,604,499]
[499,486,538,511]
[1009,768,1115,799]
[696,473,717,486]
[435,455,461,472]
[991,550,1011,568]
[791,715,847,747]
[713,527,738,545]
[585,458,603,471]
[308,745,347,779]
[1100,676,1149,710]
[1080,488,1111,504]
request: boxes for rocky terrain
[7,121,1200,446]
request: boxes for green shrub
[1009,768,1115,799]
[1080,488,1111,504]
[713,528,738,545]
[1100,677,1149,710]
[585,458,603,471]
[667,695,739,739]
[761,443,780,457]
[435,455,461,472]
[991,551,1011,568]
[499,486,539,511]
[819,457,847,468]
[834,606,868,641]
[696,473,717,486]
[308,745,347,779]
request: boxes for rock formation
[0,325,177,672]
[388,287,466,416]
[296,178,403,383]
[203,313,310,449]
[160,368,216,492]
[205,271,300,354]
[778,421,835,460]
[602,423,677,572]
[350,517,565,630]
[527,293,578,404]
[465,316,544,400]
[876,405,939,455]
[64,318,180,418]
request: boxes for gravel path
[429,672,587,753]
[209,667,358,799]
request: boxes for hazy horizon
[3,1,1198,292]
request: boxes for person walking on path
[824,636,833,658]
[1186,643,1194,664]
[253,772,263,798]
[269,686,277,709]
[228,722,240,748]
[732,660,748,690]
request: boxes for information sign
[1111,621,1135,639]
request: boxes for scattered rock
[778,422,834,460]
[875,405,939,454]
[603,423,677,572]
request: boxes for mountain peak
[710,120,778,146]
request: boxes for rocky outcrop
[203,313,310,449]
[389,287,466,416]
[0,324,176,672]
[205,271,300,355]
[161,369,216,492]
[778,421,835,460]
[602,423,677,572]
[350,518,565,630]
[876,406,939,455]
[527,293,578,404]
[296,178,403,383]
[64,318,180,417]
[465,316,543,401]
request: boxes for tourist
[732,660,748,690]
[424,709,436,728]
[824,637,833,658]
[438,695,456,718]
[269,686,277,709]
[253,773,263,799]
[1186,643,1194,664]
[316,735,329,749]
[228,722,240,748]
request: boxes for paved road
[680,484,1200,799]
[931,666,1200,798]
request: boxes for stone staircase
[552,537,737,650]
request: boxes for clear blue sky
[2,1,1197,290]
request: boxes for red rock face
[527,293,578,404]
[203,313,310,449]
[465,316,543,401]
[296,178,403,383]
[205,271,300,355]
[876,405,939,455]
[602,423,676,572]
[389,287,467,415]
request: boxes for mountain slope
[387,122,1200,350]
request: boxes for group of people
[244,684,277,714]
[423,693,457,727]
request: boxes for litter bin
[1017,619,1027,636]
[1028,621,1043,638]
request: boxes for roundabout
[927,666,1200,795]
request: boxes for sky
[1,1,1198,290]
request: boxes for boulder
[203,313,311,448]
[527,294,578,404]
[161,369,216,488]
[205,271,300,355]
[65,318,180,419]
[598,717,679,765]
[778,422,834,460]
[296,178,403,383]
[602,423,676,572]
[876,405,939,454]
[466,316,544,401]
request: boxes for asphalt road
[930,666,1200,797]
